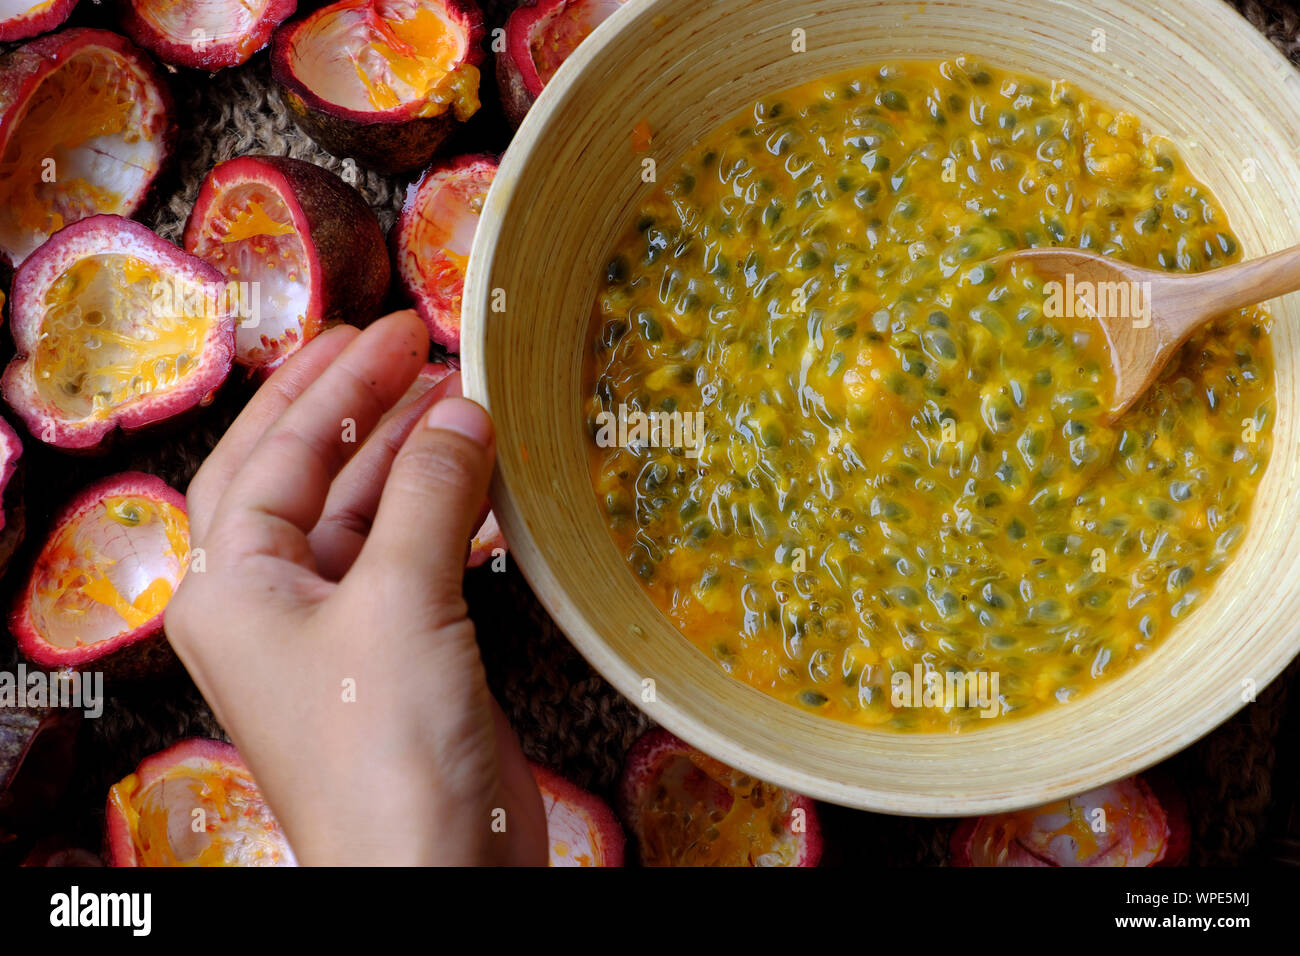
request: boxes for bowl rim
[463,0,1300,815]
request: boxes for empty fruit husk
[106,738,296,866]
[2,215,236,450]
[270,0,484,174]
[0,0,79,42]
[0,28,174,268]
[185,154,390,373]
[0,419,24,576]
[9,472,188,678]
[496,0,624,127]
[390,360,506,565]
[120,0,297,70]
[394,153,495,352]
[530,762,624,866]
[949,774,1189,866]
[618,729,822,866]
[0,705,80,862]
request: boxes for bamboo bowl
[462,0,1300,814]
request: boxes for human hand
[164,310,547,866]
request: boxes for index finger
[212,311,429,539]
[188,324,360,542]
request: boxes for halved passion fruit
[106,738,297,867]
[617,729,823,867]
[496,0,624,127]
[390,360,506,566]
[0,705,80,863]
[9,472,188,679]
[2,215,236,450]
[0,419,24,577]
[0,0,79,42]
[393,153,495,351]
[120,0,297,70]
[530,762,624,867]
[0,28,174,269]
[949,774,1190,867]
[185,155,390,373]
[270,0,484,173]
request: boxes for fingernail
[425,397,493,446]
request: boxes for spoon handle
[1180,241,1300,320]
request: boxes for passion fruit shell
[120,0,297,70]
[185,154,390,374]
[393,152,496,351]
[496,0,625,128]
[0,419,25,577]
[530,762,624,867]
[105,737,297,867]
[390,360,507,566]
[270,0,485,174]
[0,705,80,863]
[0,0,79,42]
[617,728,822,867]
[9,471,188,679]
[948,773,1190,867]
[0,28,174,269]
[2,215,236,450]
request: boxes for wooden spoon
[1004,246,1297,422]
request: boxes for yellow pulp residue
[587,59,1274,731]
[0,55,138,236]
[33,496,188,647]
[108,760,293,867]
[638,752,800,866]
[219,200,297,244]
[35,254,211,420]
[353,4,479,119]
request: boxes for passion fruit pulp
[270,0,485,173]
[496,0,625,127]
[2,215,236,450]
[120,0,297,70]
[185,155,390,373]
[393,153,496,351]
[618,729,823,867]
[9,471,188,679]
[0,28,174,269]
[105,738,296,867]
[949,774,1189,867]
[388,360,506,566]
[0,0,79,42]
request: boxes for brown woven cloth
[3,0,1297,866]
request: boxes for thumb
[351,396,496,614]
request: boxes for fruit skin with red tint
[948,773,1190,867]
[2,215,236,451]
[105,737,296,867]
[120,0,297,70]
[0,706,80,864]
[530,761,624,867]
[618,728,823,866]
[9,471,189,680]
[496,0,624,127]
[185,154,390,374]
[0,0,80,42]
[389,360,507,566]
[0,419,25,578]
[393,153,497,351]
[0,29,175,268]
[270,0,485,174]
